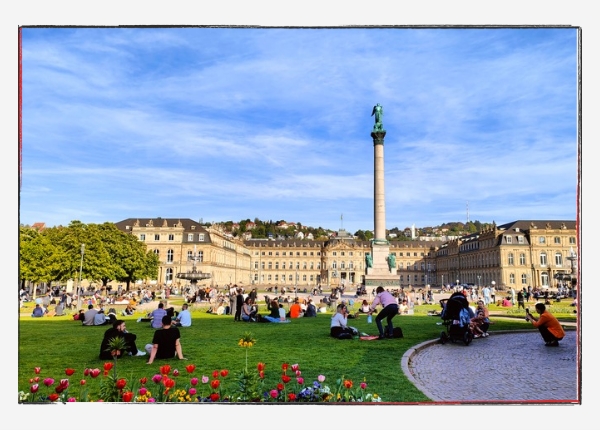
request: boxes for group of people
[330,286,399,340]
[99,315,186,363]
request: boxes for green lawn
[19,298,569,403]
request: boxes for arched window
[555,252,563,267]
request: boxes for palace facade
[114,218,578,291]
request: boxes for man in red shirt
[525,303,565,346]
[289,298,303,318]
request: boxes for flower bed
[18,332,381,403]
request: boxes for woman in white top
[330,304,354,338]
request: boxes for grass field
[19,295,577,403]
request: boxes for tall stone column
[364,104,397,287]
[371,130,387,242]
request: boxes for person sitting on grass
[31,303,45,318]
[173,303,192,327]
[99,319,146,359]
[145,315,186,364]
[330,303,355,339]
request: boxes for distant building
[106,218,577,291]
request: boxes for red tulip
[48,393,59,402]
[160,365,171,376]
[30,384,39,393]
[80,380,86,386]
[185,364,196,374]
[277,383,284,391]
[281,374,291,384]
[281,363,289,371]
[139,377,147,385]
[360,382,367,390]
[288,393,296,401]
[84,368,90,376]
[220,369,229,378]
[90,369,101,378]
[212,370,219,378]
[343,379,353,389]
[65,368,75,376]
[210,379,220,389]
[259,371,265,379]
[122,391,134,402]
[209,393,220,402]
[34,377,39,383]
[103,362,113,371]
[55,385,65,394]
[115,379,127,390]
[34,367,41,374]
[163,377,175,389]
[257,362,265,372]
[270,389,278,398]
[291,364,299,372]
[173,369,180,377]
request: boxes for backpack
[384,325,404,338]
[337,332,353,340]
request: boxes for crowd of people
[24,280,572,361]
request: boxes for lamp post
[77,244,85,310]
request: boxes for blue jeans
[375,304,399,337]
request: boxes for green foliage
[19,222,157,291]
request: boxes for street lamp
[77,244,85,310]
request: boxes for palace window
[167,249,174,263]
[508,253,514,266]
[155,234,160,241]
[169,234,174,241]
[520,253,526,265]
[555,252,563,267]
[187,234,193,241]
[509,273,515,284]
[539,237,546,244]
[506,236,512,244]
[540,252,547,266]
[140,234,146,241]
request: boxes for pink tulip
[318,375,325,382]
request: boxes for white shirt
[177,309,192,327]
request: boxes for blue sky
[19,26,579,233]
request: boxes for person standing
[369,286,400,340]
[482,285,490,306]
[234,288,244,321]
[145,315,186,363]
[525,303,565,346]
[517,289,525,310]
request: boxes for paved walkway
[401,328,579,403]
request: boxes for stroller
[439,292,474,345]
